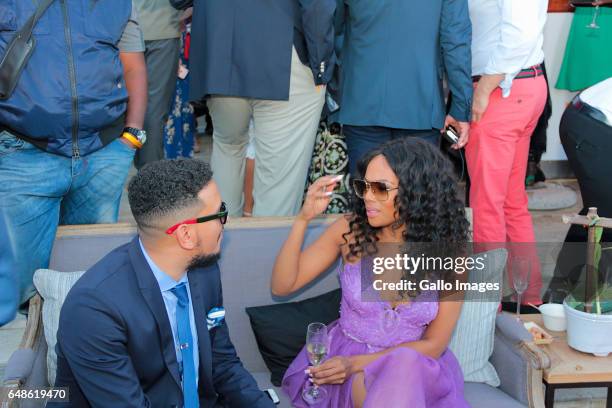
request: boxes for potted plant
[563,207,612,357]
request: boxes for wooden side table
[521,314,612,408]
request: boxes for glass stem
[589,5,600,28]
[516,293,522,320]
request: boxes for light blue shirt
[139,240,199,385]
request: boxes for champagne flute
[587,5,601,29]
[511,257,531,321]
[302,322,329,405]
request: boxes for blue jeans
[0,131,135,305]
[343,125,441,176]
[0,213,18,325]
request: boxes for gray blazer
[171,0,337,101]
[335,0,473,130]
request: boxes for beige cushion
[33,269,85,386]
[449,249,507,387]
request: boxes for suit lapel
[129,238,182,391]
[188,268,215,396]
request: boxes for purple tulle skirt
[281,320,469,408]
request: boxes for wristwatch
[121,127,147,149]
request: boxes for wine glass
[302,322,329,405]
[511,257,531,321]
[587,5,601,29]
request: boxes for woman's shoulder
[325,215,355,261]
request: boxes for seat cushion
[464,382,526,408]
[250,371,291,408]
[33,269,85,386]
[251,371,527,408]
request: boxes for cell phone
[264,388,280,405]
[444,125,460,145]
[326,92,340,114]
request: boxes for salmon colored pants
[466,75,547,304]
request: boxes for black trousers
[547,104,612,300]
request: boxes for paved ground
[2,136,607,406]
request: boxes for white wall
[542,12,577,161]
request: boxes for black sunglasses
[352,179,399,201]
[166,202,228,234]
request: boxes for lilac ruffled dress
[282,263,469,407]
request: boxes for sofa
[2,216,550,407]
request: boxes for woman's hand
[298,175,343,222]
[307,356,354,385]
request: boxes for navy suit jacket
[170,0,337,101]
[50,237,273,408]
[334,0,473,130]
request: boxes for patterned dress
[164,23,194,159]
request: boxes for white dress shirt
[469,0,548,97]
[580,77,612,125]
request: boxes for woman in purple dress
[271,138,470,407]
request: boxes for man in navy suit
[170,0,337,217]
[51,159,274,408]
[335,0,473,175]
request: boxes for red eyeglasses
[165,202,228,235]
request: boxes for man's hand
[307,356,354,385]
[471,74,504,123]
[443,115,469,149]
[471,87,490,123]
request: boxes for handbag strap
[19,0,56,41]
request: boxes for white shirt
[580,77,612,125]
[469,0,548,97]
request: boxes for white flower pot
[564,299,612,357]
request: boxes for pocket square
[207,307,225,330]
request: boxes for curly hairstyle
[128,158,214,230]
[343,138,469,262]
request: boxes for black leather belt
[571,95,612,128]
[472,64,544,83]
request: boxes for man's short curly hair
[128,159,214,230]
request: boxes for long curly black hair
[343,138,469,262]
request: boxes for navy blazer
[335,0,473,130]
[50,237,273,408]
[170,0,337,101]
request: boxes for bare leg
[243,158,255,216]
[351,372,366,408]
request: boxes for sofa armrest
[1,295,44,408]
[491,313,550,408]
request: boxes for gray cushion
[2,349,36,382]
[251,371,527,408]
[33,269,85,386]
[250,371,290,408]
[464,382,526,408]
[448,249,507,386]
[491,318,533,406]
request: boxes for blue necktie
[171,283,199,408]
